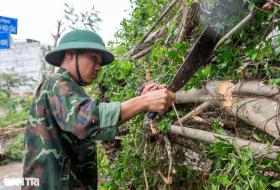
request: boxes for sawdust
[218,81,234,108]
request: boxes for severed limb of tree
[175,100,214,124]
[206,80,279,98]
[124,6,183,60]
[131,0,180,53]
[131,47,153,60]
[175,88,212,104]
[224,97,280,138]
[215,11,257,48]
[176,3,199,43]
[206,81,280,138]
[0,121,27,156]
[169,125,280,160]
[125,28,166,60]
[143,165,149,190]
[0,121,27,139]
[125,1,199,60]
[232,81,279,97]
[163,135,173,188]
[176,81,280,138]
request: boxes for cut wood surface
[175,81,280,139]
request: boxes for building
[0,39,47,94]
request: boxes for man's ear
[64,50,75,61]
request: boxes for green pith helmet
[45,30,115,66]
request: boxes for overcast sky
[0,0,132,45]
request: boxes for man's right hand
[120,88,175,122]
[143,88,176,114]
[140,83,166,95]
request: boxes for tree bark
[176,3,199,43]
[170,125,280,160]
[175,81,280,138]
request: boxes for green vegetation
[0,110,28,128]
[0,134,24,165]
[93,0,280,189]
[0,73,31,163]
[0,0,279,189]
[4,134,24,161]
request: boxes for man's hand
[140,83,166,95]
[120,87,175,122]
[143,88,175,114]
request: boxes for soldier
[22,30,175,190]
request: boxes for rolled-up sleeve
[49,76,120,141]
[94,102,121,140]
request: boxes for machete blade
[168,26,221,92]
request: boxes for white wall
[0,41,44,94]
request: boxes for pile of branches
[0,121,26,158]
[120,0,280,188]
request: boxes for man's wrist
[137,95,149,112]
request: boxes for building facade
[0,40,46,94]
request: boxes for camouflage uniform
[22,68,120,190]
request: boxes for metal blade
[168,26,221,92]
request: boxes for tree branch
[170,125,280,160]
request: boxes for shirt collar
[57,67,68,74]
[56,67,85,89]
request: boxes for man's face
[77,51,102,84]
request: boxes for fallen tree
[175,80,280,139]
[0,121,26,140]
[170,125,279,160]
[98,1,280,188]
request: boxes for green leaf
[211,118,225,134]
[218,176,232,186]
[218,51,234,63]
[252,133,262,141]
[245,49,258,61]
[248,3,255,12]
[167,50,178,59]
[271,180,280,187]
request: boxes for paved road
[0,162,22,190]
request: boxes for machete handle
[136,86,158,120]
[147,111,157,120]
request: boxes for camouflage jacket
[22,68,120,190]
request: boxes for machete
[147,26,221,119]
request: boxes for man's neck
[60,65,79,84]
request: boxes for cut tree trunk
[175,80,280,139]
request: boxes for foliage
[206,139,280,190]
[57,0,280,189]
[0,91,9,109]
[98,132,161,189]
[0,110,28,128]
[91,0,280,189]
[0,94,30,126]
[0,73,35,97]
[4,134,24,161]
[0,72,33,115]
[0,134,24,165]
[113,0,171,49]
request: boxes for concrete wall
[0,41,44,94]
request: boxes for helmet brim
[45,41,115,67]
